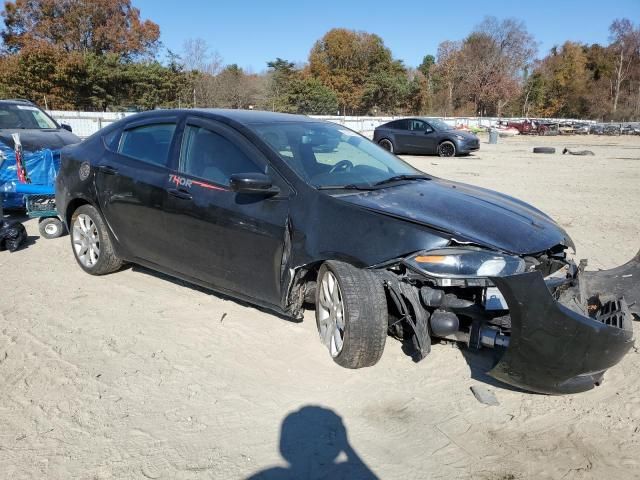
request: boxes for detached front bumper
[487,253,638,394]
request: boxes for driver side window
[179,125,263,186]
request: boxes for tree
[287,76,338,114]
[433,40,461,115]
[181,38,223,107]
[308,28,406,114]
[455,17,536,116]
[215,64,260,109]
[266,57,297,112]
[2,0,160,58]
[530,42,590,118]
[609,19,640,115]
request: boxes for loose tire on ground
[378,138,394,153]
[70,204,123,275]
[533,147,556,154]
[316,261,388,369]
[38,217,64,239]
[438,140,456,157]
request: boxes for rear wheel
[378,138,394,153]
[438,141,456,157]
[316,261,387,368]
[70,204,122,275]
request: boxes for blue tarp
[0,140,60,209]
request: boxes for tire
[316,261,387,369]
[38,217,64,239]
[533,147,556,154]
[70,204,123,275]
[378,138,394,153]
[438,141,456,157]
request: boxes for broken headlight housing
[406,247,525,281]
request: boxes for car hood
[336,178,574,255]
[0,129,80,151]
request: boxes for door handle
[168,189,192,200]
[97,165,118,175]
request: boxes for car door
[162,116,292,306]
[409,119,438,154]
[94,117,178,265]
[390,119,415,152]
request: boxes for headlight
[454,134,466,140]
[406,248,525,279]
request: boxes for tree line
[1,0,638,120]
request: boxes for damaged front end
[380,247,638,394]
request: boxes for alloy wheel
[439,142,455,157]
[72,213,100,267]
[379,139,393,152]
[317,270,345,357]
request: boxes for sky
[137,0,636,71]
[132,0,640,73]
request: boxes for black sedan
[373,117,479,156]
[56,109,637,394]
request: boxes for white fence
[49,111,135,138]
[48,110,596,139]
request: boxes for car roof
[126,108,318,126]
[196,109,317,125]
[0,99,38,106]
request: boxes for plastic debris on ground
[0,219,27,252]
[470,385,500,406]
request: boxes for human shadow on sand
[247,406,379,480]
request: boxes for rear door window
[118,123,176,167]
[389,119,409,130]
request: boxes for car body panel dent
[335,178,574,255]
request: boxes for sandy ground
[0,134,639,480]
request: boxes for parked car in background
[56,109,636,395]
[0,99,80,210]
[0,99,78,150]
[373,118,479,157]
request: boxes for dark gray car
[373,118,479,156]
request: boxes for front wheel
[315,261,387,368]
[438,141,456,157]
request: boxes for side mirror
[229,172,279,195]
[61,124,73,132]
[424,128,433,134]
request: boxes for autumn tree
[455,17,536,116]
[1,0,160,57]
[432,40,461,115]
[308,28,407,115]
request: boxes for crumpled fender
[488,271,635,395]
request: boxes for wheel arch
[65,196,95,228]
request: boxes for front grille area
[596,298,629,329]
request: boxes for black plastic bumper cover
[488,268,635,395]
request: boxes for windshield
[0,104,58,129]
[251,121,423,189]
[429,119,452,131]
